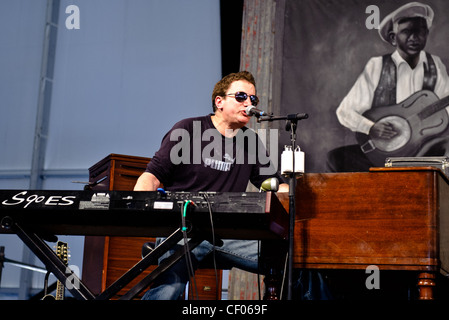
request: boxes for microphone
[260,177,279,192]
[245,105,268,117]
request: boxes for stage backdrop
[274,0,449,173]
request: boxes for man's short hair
[211,71,256,112]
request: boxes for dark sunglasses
[226,92,259,106]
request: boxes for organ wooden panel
[277,167,449,299]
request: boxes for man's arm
[336,57,382,135]
[433,55,449,103]
[134,172,161,191]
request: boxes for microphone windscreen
[260,178,279,192]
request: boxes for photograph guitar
[355,89,449,166]
[327,2,449,172]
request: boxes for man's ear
[215,96,224,110]
[388,31,397,46]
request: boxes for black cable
[280,252,289,300]
[203,193,220,299]
[181,200,198,300]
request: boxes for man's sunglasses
[226,92,259,106]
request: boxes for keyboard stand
[3,217,95,300]
[2,215,206,300]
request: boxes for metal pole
[20,0,60,300]
[29,0,60,190]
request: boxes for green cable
[183,200,192,217]
[182,200,192,231]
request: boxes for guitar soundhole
[371,116,411,152]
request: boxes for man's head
[211,71,258,129]
[390,17,429,59]
[211,71,256,112]
[379,2,433,44]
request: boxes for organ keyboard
[0,190,287,239]
[0,190,288,300]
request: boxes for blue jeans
[141,239,260,300]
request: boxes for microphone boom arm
[256,113,308,123]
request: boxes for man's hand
[369,121,398,139]
[134,172,161,191]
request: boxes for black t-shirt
[146,114,282,192]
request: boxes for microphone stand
[257,112,308,300]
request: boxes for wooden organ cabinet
[81,154,222,299]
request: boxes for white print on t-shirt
[203,153,235,172]
[169,121,279,175]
